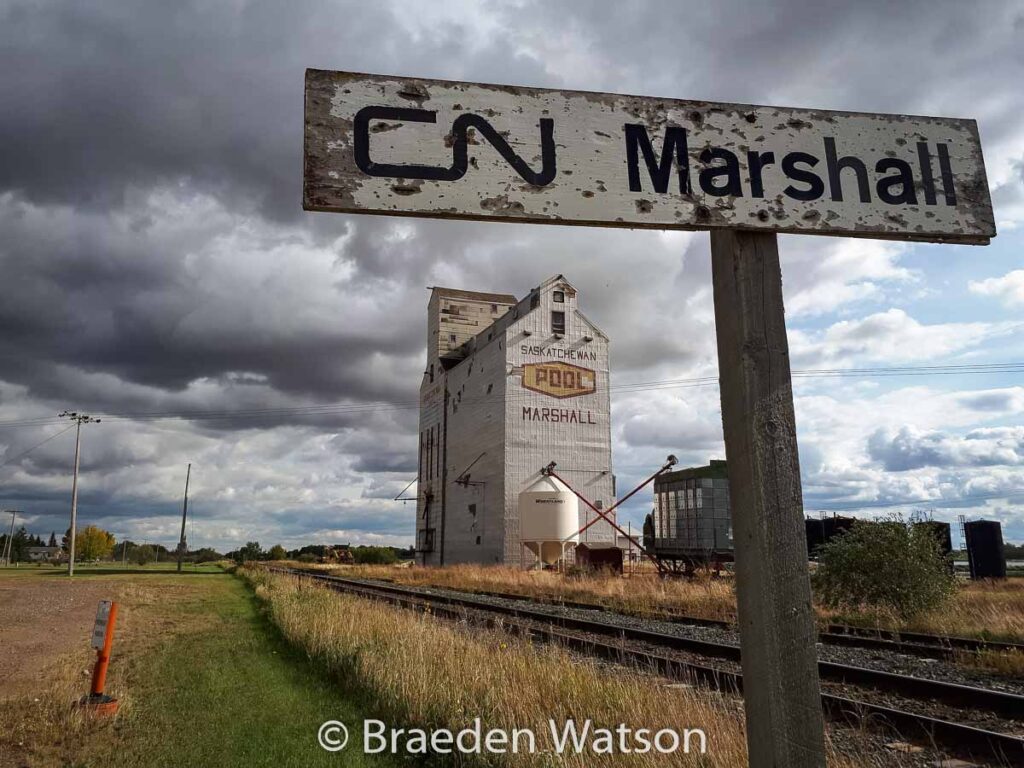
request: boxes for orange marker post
[77,600,120,715]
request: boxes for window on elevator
[551,310,566,335]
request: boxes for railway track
[265,567,1024,765]
[380,580,1024,660]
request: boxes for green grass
[0,561,227,577]
[1,568,398,767]
[106,574,396,768]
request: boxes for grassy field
[307,562,1024,644]
[0,562,992,766]
[0,562,939,766]
[244,566,740,767]
[244,566,928,768]
[0,560,227,574]
[0,565,394,768]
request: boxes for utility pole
[122,539,128,566]
[59,411,101,577]
[177,463,191,573]
[2,511,16,566]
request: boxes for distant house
[26,546,62,563]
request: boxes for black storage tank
[805,518,826,556]
[914,520,953,557]
[963,520,1006,579]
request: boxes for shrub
[193,548,223,563]
[351,546,398,565]
[133,545,156,566]
[813,516,955,619]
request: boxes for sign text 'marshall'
[522,407,596,424]
[304,70,995,244]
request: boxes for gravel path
[0,571,118,698]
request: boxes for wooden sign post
[303,70,995,767]
[711,229,824,763]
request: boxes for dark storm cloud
[0,195,433,417]
[506,0,1024,135]
[0,0,310,219]
[0,0,550,222]
[351,453,417,474]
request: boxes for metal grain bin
[651,460,732,563]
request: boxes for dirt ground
[0,571,123,699]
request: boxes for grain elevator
[415,275,615,566]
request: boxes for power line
[607,485,1024,517]
[0,424,76,468]
[0,361,1019,429]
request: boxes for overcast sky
[1,0,1023,552]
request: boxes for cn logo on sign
[522,362,595,399]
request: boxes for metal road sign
[303,70,995,244]
[91,600,112,649]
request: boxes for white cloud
[792,385,1024,539]
[969,269,1024,307]
[790,309,1016,367]
[782,238,914,317]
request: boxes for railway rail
[263,566,1024,765]
[374,580,1024,660]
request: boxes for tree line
[225,541,414,565]
[0,524,224,565]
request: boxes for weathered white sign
[91,600,112,649]
[304,69,995,244]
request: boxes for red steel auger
[543,455,677,575]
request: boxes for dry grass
[0,582,155,768]
[821,578,1024,643]
[0,573,225,768]
[311,562,739,622]
[245,567,897,767]
[959,648,1024,677]
[905,579,1024,640]
[249,567,743,766]
[297,562,1024,645]
[1,649,103,766]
